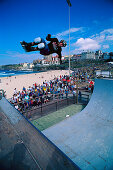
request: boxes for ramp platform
[43,79,113,169]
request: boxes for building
[81,51,95,59]
[65,55,73,60]
[43,54,52,61]
[42,55,65,65]
[71,54,81,60]
[22,63,34,69]
[52,55,60,65]
[22,63,29,68]
[102,52,110,60]
[96,70,111,77]
[42,54,52,66]
[95,50,103,59]
[33,59,42,64]
[42,59,50,66]
[28,63,34,69]
[109,52,113,60]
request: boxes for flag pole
[69,5,71,77]
[66,0,72,77]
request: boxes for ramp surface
[0,98,79,170]
[43,79,113,169]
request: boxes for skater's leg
[20,41,27,46]
[20,41,35,47]
[21,42,45,52]
[34,37,43,44]
[38,43,45,49]
[21,37,44,47]
[21,37,49,52]
[60,58,62,64]
[27,42,46,52]
[23,46,39,52]
[57,51,62,64]
[21,37,45,48]
[36,38,49,51]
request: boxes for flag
[66,0,72,7]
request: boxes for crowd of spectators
[9,68,95,113]
[8,61,113,114]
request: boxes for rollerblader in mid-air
[20,34,67,64]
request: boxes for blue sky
[0,0,113,65]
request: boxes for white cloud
[73,38,101,51]
[93,28,113,42]
[106,35,113,40]
[103,45,109,49]
[56,27,82,37]
[101,28,113,34]
[94,34,105,43]
[71,28,113,53]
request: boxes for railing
[23,93,91,120]
[9,90,91,120]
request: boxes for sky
[0,0,113,65]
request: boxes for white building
[52,55,60,65]
[42,59,50,66]
[96,70,111,77]
[42,55,65,65]
[95,50,103,59]
[22,63,34,69]
[81,51,95,59]
[23,63,29,68]
[28,63,34,69]
[43,54,52,61]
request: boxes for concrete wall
[0,97,79,170]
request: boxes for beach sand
[0,70,70,99]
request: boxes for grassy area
[31,104,86,131]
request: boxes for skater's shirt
[46,37,62,55]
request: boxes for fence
[22,92,91,120]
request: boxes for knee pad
[38,43,45,49]
[34,37,41,43]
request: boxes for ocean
[0,70,39,77]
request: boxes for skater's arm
[46,34,59,43]
[46,37,59,42]
[20,40,39,52]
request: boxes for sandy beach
[0,70,70,99]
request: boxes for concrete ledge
[0,97,79,170]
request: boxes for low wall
[0,97,80,170]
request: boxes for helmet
[60,40,67,47]
[46,34,51,40]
